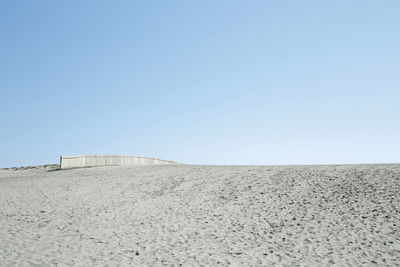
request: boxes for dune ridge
[0,164,399,265]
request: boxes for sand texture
[0,164,399,266]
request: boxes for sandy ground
[0,164,399,266]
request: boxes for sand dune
[0,164,399,266]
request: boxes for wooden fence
[60,155,182,169]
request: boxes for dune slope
[0,164,399,266]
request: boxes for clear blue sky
[1,1,399,167]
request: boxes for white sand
[0,164,399,266]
